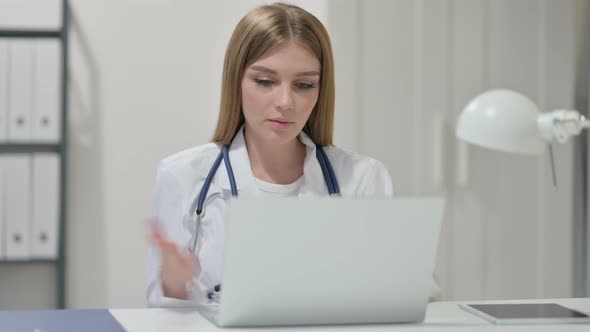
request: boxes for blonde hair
[211,2,335,146]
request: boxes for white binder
[0,170,4,259]
[0,40,8,141]
[1,154,31,260]
[0,0,62,31]
[33,40,61,143]
[31,153,60,259]
[8,40,34,142]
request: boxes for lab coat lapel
[217,126,329,196]
[217,127,257,195]
[298,131,329,197]
[183,149,224,233]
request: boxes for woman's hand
[150,219,200,300]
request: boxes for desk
[111,298,590,331]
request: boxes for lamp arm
[537,110,588,143]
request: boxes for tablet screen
[467,303,589,319]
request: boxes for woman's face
[241,41,321,145]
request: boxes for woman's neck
[244,126,306,185]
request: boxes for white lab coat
[146,127,441,309]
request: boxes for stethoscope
[188,142,340,302]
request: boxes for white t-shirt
[254,176,303,197]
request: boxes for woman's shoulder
[323,145,386,172]
[156,142,221,180]
[323,145,393,196]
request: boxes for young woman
[147,3,439,308]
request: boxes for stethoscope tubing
[190,142,340,302]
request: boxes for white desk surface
[111,298,590,331]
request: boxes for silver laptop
[202,197,445,327]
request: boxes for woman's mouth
[268,119,294,129]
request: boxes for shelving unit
[0,0,69,309]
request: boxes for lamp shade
[456,89,545,155]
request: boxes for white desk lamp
[456,89,589,187]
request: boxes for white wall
[328,0,576,301]
[63,0,579,308]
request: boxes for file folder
[33,39,61,143]
[0,309,126,332]
[0,172,4,259]
[0,40,8,141]
[1,154,31,259]
[31,153,60,259]
[0,0,62,31]
[8,40,34,142]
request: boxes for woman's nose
[275,84,295,111]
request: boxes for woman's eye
[254,78,274,86]
[295,82,316,90]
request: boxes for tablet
[459,303,590,325]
